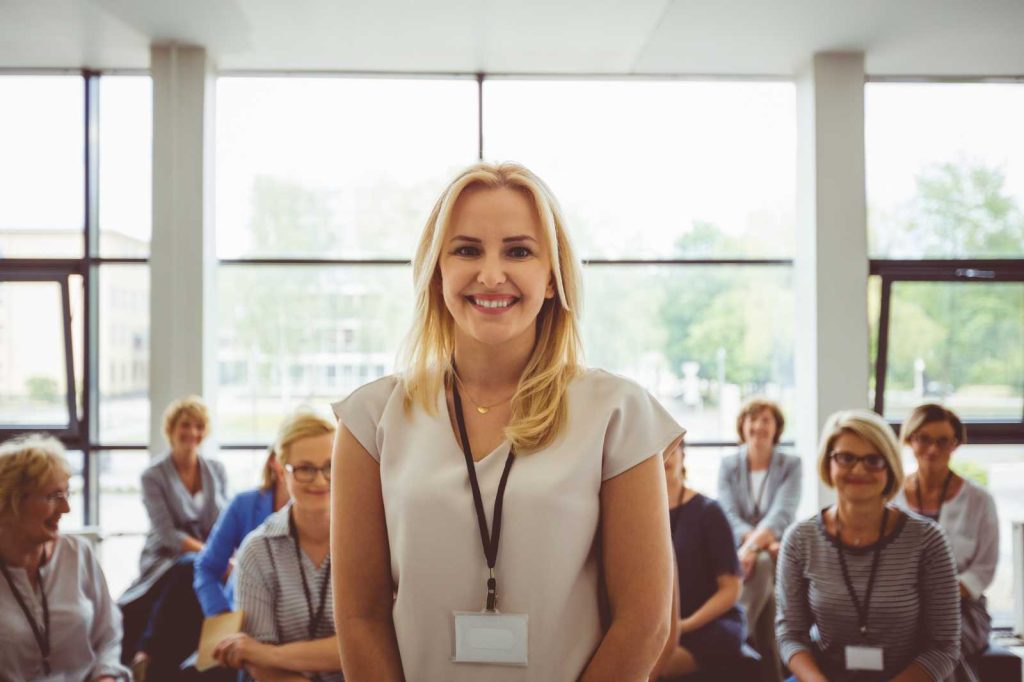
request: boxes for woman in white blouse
[0,434,130,682]
[895,403,999,657]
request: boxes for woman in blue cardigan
[193,446,291,617]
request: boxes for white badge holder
[453,610,529,666]
[845,644,884,671]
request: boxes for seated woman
[213,409,342,681]
[776,409,964,682]
[0,434,130,681]
[119,395,230,681]
[194,447,290,617]
[717,398,800,681]
[894,404,998,659]
[660,439,746,678]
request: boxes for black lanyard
[1,560,51,675]
[835,506,889,637]
[747,453,772,519]
[452,381,515,613]
[287,510,331,641]
[914,470,954,521]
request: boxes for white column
[149,44,218,454]
[794,52,870,509]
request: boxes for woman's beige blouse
[334,369,683,681]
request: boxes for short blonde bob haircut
[0,434,72,522]
[162,395,210,443]
[274,409,336,468]
[736,398,785,444]
[899,403,966,446]
[817,409,904,502]
[402,162,584,452]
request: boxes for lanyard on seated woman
[835,506,889,672]
[0,561,51,676]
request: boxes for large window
[867,80,1024,626]
[217,76,797,497]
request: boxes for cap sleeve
[596,372,684,481]
[332,375,400,462]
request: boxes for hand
[959,581,971,599]
[767,541,781,561]
[222,557,235,582]
[678,616,697,635]
[213,633,269,669]
[739,548,758,580]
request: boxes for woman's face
[829,432,889,504]
[439,187,555,353]
[742,408,777,447]
[13,471,71,545]
[909,420,958,474]
[283,433,335,514]
[170,414,206,454]
[663,443,684,484]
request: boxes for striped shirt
[776,509,962,681]
[235,504,343,681]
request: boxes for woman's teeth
[472,297,515,308]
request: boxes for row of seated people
[0,396,1002,681]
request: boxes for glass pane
[216,77,479,259]
[882,281,1024,421]
[0,281,71,427]
[581,265,795,442]
[63,449,84,530]
[221,448,276,494]
[100,535,145,599]
[0,76,84,258]
[100,77,152,257]
[98,265,150,443]
[483,80,795,259]
[867,83,1024,258]
[899,444,1019,627]
[217,265,413,443]
[97,450,149,598]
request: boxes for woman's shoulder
[774,449,801,468]
[570,368,666,413]
[958,476,996,507]
[236,507,289,566]
[332,374,402,419]
[140,454,173,484]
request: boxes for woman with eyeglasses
[894,404,998,659]
[0,434,130,681]
[776,410,965,682]
[213,409,343,681]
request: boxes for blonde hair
[274,409,336,467]
[817,409,904,502]
[0,434,72,522]
[899,403,966,446]
[162,395,210,443]
[401,162,584,452]
[736,398,785,444]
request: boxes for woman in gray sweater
[776,409,964,682]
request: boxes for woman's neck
[171,448,199,470]
[0,530,47,571]
[452,331,534,393]
[273,481,290,512]
[835,498,886,535]
[916,464,952,493]
[292,504,330,545]
[747,442,773,469]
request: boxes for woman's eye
[453,246,479,257]
[507,246,532,258]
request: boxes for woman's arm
[141,468,195,553]
[331,425,404,681]
[758,455,802,540]
[679,574,741,634]
[81,542,132,681]
[216,634,341,673]
[904,524,961,680]
[194,497,245,616]
[959,490,999,599]
[581,454,674,681]
[890,661,934,682]
[716,458,753,543]
[649,563,681,682]
[787,651,829,682]
[775,526,824,681]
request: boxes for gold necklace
[453,373,514,415]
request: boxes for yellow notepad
[196,611,244,671]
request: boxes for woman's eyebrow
[448,235,481,243]
[503,235,538,243]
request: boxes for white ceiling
[1,0,1023,76]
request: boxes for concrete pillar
[794,52,870,509]
[148,44,217,454]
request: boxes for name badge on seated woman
[845,645,884,671]
[453,611,529,666]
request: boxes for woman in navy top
[661,440,746,677]
[193,447,290,616]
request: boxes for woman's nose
[477,255,507,288]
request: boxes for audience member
[659,439,745,678]
[717,398,799,681]
[119,395,229,681]
[0,434,130,681]
[194,446,290,617]
[331,162,683,680]
[895,403,998,659]
[214,409,342,681]
[776,409,965,682]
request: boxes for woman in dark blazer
[118,395,229,682]
[717,398,801,682]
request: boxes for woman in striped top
[776,409,964,682]
[213,410,342,681]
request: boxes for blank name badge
[453,611,528,666]
[845,645,884,671]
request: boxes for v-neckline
[440,386,509,465]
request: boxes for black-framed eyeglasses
[829,451,888,472]
[910,434,958,450]
[284,463,332,483]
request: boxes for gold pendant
[477,406,489,415]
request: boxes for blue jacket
[716,446,802,546]
[193,487,275,616]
